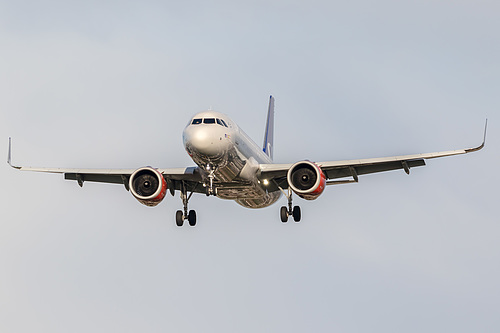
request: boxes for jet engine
[287,160,326,200]
[129,167,167,207]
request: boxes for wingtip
[464,119,487,153]
[483,118,488,144]
[8,137,11,165]
[7,137,21,169]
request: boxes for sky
[1,1,499,332]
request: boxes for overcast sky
[1,1,499,332]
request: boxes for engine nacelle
[287,160,326,200]
[129,167,167,207]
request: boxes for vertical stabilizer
[263,95,275,160]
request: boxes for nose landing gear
[205,164,216,196]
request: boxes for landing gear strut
[205,164,216,196]
[280,187,301,223]
[176,181,197,227]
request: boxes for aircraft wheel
[292,206,301,222]
[176,210,184,227]
[188,210,197,226]
[280,206,289,223]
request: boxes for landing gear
[292,206,301,222]
[188,210,197,226]
[176,210,184,227]
[205,164,216,196]
[279,187,301,223]
[280,206,288,222]
[176,182,197,227]
[280,205,301,222]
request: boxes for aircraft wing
[7,138,203,193]
[260,121,487,188]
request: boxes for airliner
[8,96,487,226]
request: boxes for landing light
[263,179,269,186]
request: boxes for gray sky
[1,1,499,332]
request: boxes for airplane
[8,96,487,226]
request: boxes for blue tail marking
[263,95,275,160]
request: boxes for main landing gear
[176,165,216,227]
[280,188,301,223]
[176,182,196,227]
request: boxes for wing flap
[64,173,125,184]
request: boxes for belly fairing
[216,179,281,208]
[235,191,281,209]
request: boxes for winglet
[263,95,275,160]
[465,119,487,153]
[7,137,21,169]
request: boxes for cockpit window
[192,117,227,126]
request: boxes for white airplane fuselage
[182,111,280,208]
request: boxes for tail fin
[262,95,275,160]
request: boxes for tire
[292,206,301,222]
[188,210,197,226]
[176,210,184,227]
[280,206,288,223]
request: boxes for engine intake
[287,160,326,200]
[129,167,167,207]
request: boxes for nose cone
[183,125,227,157]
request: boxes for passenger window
[204,118,216,124]
[191,118,202,125]
[220,119,228,127]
